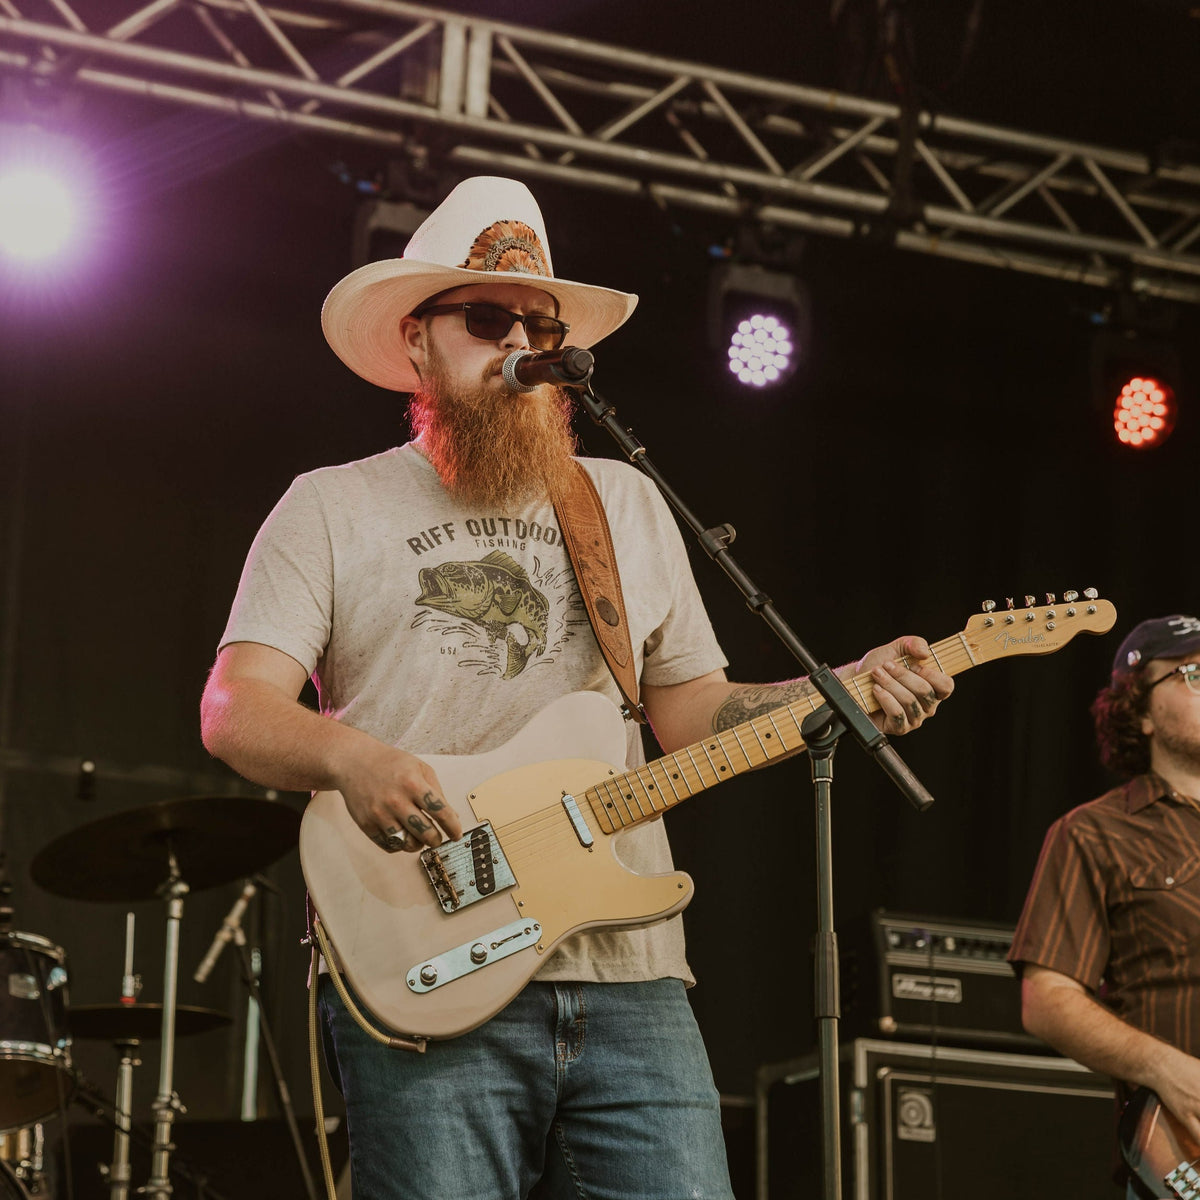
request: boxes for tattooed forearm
[712,680,816,732]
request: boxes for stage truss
[1,0,1199,303]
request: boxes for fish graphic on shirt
[415,551,550,679]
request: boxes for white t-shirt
[220,443,727,984]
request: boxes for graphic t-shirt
[219,442,728,984]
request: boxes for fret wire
[684,745,709,789]
[611,774,639,826]
[643,759,673,809]
[780,704,806,743]
[586,783,616,834]
[602,776,632,829]
[658,756,685,803]
[729,725,755,770]
[765,710,791,752]
[746,718,769,758]
[629,768,653,817]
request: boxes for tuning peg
[1046,593,1056,605]
[1064,590,1079,602]
[1006,598,1015,610]
[1024,595,1036,609]
[1083,587,1098,600]
[982,600,996,613]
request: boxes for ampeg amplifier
[839,910,1039,1050]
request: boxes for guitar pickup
[420,821,517,914]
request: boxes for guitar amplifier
[839,910,1039,1051]
[756,1038,1117,1200]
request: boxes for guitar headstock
[962,591,1117,664]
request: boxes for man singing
[201,175,952,1198]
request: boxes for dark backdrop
[1,0,1198,1179]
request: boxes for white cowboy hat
[321,175,639,393]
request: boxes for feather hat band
[321,176,639,393]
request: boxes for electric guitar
[299,594,1116,1041]
[1122,1088,1200,1199]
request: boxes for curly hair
[1090,670,1152,777]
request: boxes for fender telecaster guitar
[300,595,1116,1041]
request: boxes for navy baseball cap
[1112,614,1200,676]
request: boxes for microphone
[502,347,594,392]
[194,878,257,984]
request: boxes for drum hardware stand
[102,1038,141,1200]
[146,848,189,1200]
[70,1075,225,1200]
[576,374,937,1200]
[2,1123,47,1195]
[106,913,143,1200]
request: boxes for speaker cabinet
[756,1039,1120,1200]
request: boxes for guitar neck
[583,632,983,835]
[582,596,1117,835]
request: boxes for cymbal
[31,795,301,901]
[69,1002,232,1041]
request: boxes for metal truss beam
[2,0,1199,302]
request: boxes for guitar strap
[551,460,647,724]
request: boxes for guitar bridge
[1165,1161,1200,1199]
[420,821,516,913]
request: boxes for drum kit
[0,795,302,1199]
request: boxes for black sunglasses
[413,301,569,350]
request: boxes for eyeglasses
[1147,663,1200,695]
[413,302,569,350]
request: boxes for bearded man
[1009,614,1200,1198]
[200,176,952,1200]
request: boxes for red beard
[408,341,580,508]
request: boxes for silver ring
[384,829,410,851]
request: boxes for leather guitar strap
[551,461,646,724]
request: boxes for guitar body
[1121,1087,1200,1199]
[299,691,694,1040]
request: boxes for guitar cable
[307,915,430,1200]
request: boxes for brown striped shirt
[1008,773,1200,1061]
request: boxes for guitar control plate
[406,918,542,993]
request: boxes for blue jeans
[318,975,734,1200]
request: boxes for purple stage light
[0,166,78,262]
[726,314,795,388]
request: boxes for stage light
[0,166,77,261]
[1089,304,1183,451]
[708,260,810,391]
[727,314,795,388]
[1112,376,1177,449]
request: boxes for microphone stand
[573,372,936,1200]
[195,886,319,1200]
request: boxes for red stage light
[1112,376,1177,448]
